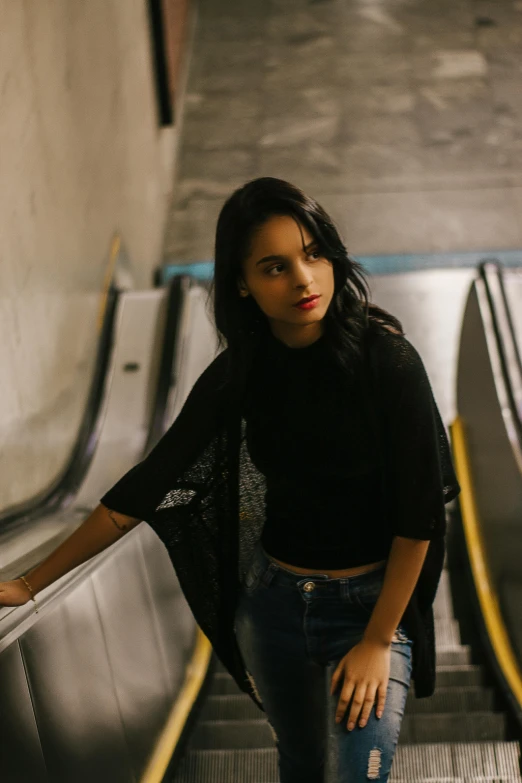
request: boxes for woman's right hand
[0,579,32,607]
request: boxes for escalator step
[435,665,483,687]
[189,719,272,750]
[406,687,494,713]
[201,687,495,722]
[436,646,472,666]
[434,618,461,646]
[189,711,506,749]
[400,712,507,743]
[433,570,454,620]
[173,742,521,782]
[210,664,484,695]
[213,645,472,675]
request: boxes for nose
[292,259,314,289]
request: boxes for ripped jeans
[234,541,412,783]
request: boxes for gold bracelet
[19,575,38,614]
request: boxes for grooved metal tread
[433,569,454,620]
[188,711,507,749]
[211,664,484,694]
[200,688,496,721]
[173,742,522,782]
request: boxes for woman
[0,178,460,782]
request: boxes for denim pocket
[353,574,384,616]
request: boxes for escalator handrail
[494,262,522,380]
[145,274,187,456]
[479,259,522,448]
[0,284,120,530]
[0,272,191,538]
[450,416,522,725]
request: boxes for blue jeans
[234,542,412,783]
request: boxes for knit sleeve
[99,348,230,522]
[372,332,459,540]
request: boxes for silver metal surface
[0,290,168,581]
[457,279,522,578]
[173,743,522,782]
[167,283,220,424]
[369,269,475,424]
[90,528,173,778]
[0,283,222,781]
[0,643,48,783]
[75,289,168,509]
[136,522,197,699]
[20,578,134,782]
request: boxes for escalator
[3,260,522,782]
[451,260,522,730]
[0,270,220,783]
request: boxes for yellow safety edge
[450,416,522,708]
[96,234,121,333]
[141,627,213,783]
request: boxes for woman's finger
[330,658,345,695]
[357,683,378,728]
[375,680,388,719]
[335,677,355,723]
[347,682,368,730]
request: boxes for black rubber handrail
[494,262,522,381]
[145,272,213,456]
[144,274,186,455]
[0,272,195,533]
[479,259,522,445]
[452,260,522,736]
[0,285,120,530]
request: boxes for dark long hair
[208,177,403,387]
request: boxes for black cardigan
[101,321,461,708]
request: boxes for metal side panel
[167,284,220,424]
[19,578,134,783]
[369,269,474,424]
[137,523,197,699]
[90,527,172,780]
[75,289,167,510]
[433,569,454,620]
[0,642,48,783]
[457,281,522,578]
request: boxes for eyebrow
[255,240,318,267]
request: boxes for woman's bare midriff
[267,555,387,578]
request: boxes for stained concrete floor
[164,0,522,263]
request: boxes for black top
[244,330,391,568]
[100,320,461,704]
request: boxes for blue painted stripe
[159,250,522,284]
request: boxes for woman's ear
[237,278,250,297]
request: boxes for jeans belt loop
[261,562,278,587]
[340,578,350,600]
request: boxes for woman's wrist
[18,575,39,612]
[362,627,393,647]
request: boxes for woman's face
[238,214,335,347]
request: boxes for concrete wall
[0,0,179,510]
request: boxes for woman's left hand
[330,639,391,730]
